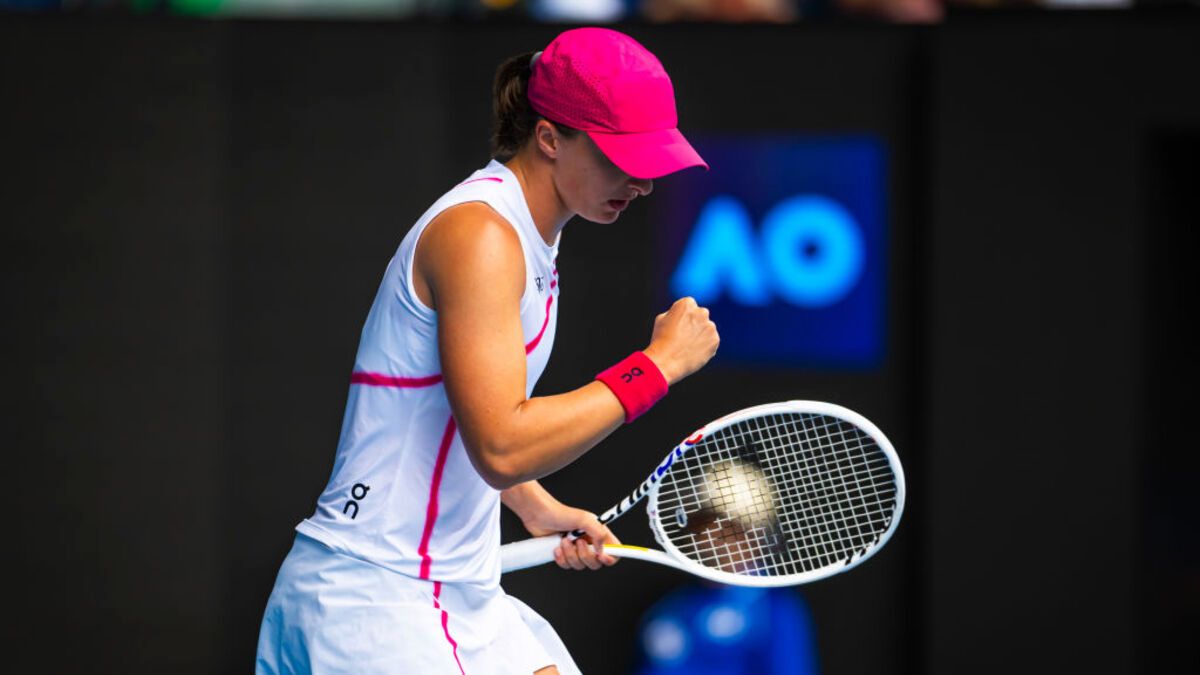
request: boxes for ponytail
[490,51,577,162]
[491,52,538,162]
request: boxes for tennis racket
[500,401,905,587]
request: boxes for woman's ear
[533,119,560,160]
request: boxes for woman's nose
[631,178,654,197]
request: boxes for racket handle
[500,534,563,572]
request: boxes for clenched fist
[642,297,720,386]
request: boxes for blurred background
[2,2,1197,674]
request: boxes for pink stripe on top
[458,176,503,187]
[418,415,459,580]
[525,295,554,355]
[350,371,443,388]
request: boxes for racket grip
[500,534,564,573]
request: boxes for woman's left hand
[521,504,620,571]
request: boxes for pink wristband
[596,351,669,423]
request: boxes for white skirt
[256,532,580,675]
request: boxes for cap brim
[587,127,709,180]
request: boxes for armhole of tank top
[402,199,531,320]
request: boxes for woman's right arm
[415,202,718,490]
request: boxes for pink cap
[527,28,708,180]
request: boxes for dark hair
[491,51,577,162]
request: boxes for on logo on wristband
[597,352,668,424]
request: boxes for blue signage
[656,137,886,368]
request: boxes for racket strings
[746,414,893,571]
[775,415,894,563]
[654,412,899,577]
[745,414,893,572]
[666,420,883,574]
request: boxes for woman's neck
[503,153,572,246]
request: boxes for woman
[256,27,718,675]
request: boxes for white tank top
[296,159,560,587]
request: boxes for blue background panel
[656,136,887,368]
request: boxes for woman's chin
[580,209,621,225]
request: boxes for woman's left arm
[501,481,620,571]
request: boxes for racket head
[646,401,905,587]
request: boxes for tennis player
[256,27,717,675]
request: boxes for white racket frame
[501,400,906,587]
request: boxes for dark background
[3,13,1197,674]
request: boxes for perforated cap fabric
[527,27,708,180]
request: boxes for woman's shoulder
[423,201,519,250]
[417,202,524,283]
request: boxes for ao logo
[670,195,865,308]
